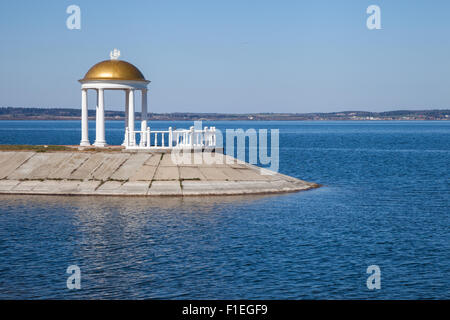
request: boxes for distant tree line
[0,107,448,120]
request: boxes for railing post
[210,127,214,146]
[209,128,212,146]
[207,128,210,146]
[124,127,129,147]
[190,126,194,148]
[130,130,136,147]
[146,127,150,148]
[169,127,173,148]
[154,131,158,147]
[139,130,144,147]
[204,126,209,147]
[204,127,207,147]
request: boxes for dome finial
[110,48,121,60]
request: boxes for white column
[94,88,107,147]
[125,89,129,129]
[80,89,90,146]
[128,89,135,146]
[140,89,148,146]
[122,89,130,146]
[95,90,99,142]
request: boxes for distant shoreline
[0,118,449,122]
[0,107,449,121]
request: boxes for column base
[122,134,129,147]
[93,141,107,148]
[139,139,147,147]
[80,140,91,147]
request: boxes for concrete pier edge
[0,148,321,197]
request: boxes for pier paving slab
[119,181,150,195]
[257,168,279,177]
[218,167,268,181]
[54,181,82,193]
[12,180,43,192]
[227,163,249,169]
[148,181,182,195]
[192,180,301,195]
[1,152,35,179]
[153,166,179,181]
[181,181,225,195]
[110,154,150,180]
[0,180,20,191]
[198,167,230,180]
[223,155,248,166]
[217,167,245,181]
[144,154,161,166]
[201,181,264,195]
[70,154,105,180]
[235,168,271,181]
[232,180,279,191]
[8,153,52,180]
[170,152,229,167]
[0,152,16,166]
[269,180,311,191]
[48,153,90,179]
[171,152,210,167]
[159,153,178,166]
[90,153,130,180]
[96,181,123,193]
[29,153,72,180]
[76,181,101,194]
[179,167,206,180]
[276,173,309,183]
[129,165,157,181]
[30,180,69,193]
[205,154,231,166]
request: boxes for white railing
[124,126,217,149]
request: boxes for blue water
[0,120,448,299]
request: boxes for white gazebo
[79,49,150,147]
[79,49,216,150]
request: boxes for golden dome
[80,60,147,82]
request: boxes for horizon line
[1,106,449,115]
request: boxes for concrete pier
[0,150,320,196]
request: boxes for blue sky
[1,0,449,113]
